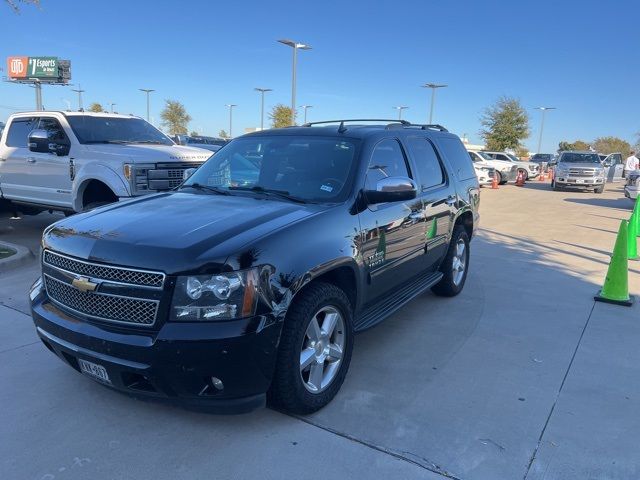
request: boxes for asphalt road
[1,180,639,480]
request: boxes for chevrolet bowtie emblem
[71,276,98,292]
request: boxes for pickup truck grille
[44,274,158,326]
[146,162,204,191]
[44,250,164,288]
[568,168,596,177]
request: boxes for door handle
[27,157,37,163]
[445,196,456,206]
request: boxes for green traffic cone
[426,219,437,240]
[634,197,640,237]
[628,214,638,260]
[595,219,634,306]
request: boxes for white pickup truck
[0,111,212,214]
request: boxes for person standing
[624,151,639,178]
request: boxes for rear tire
[432,225,470,297]
[269,282,354,414]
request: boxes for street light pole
[254,88,272,130]
[535,106,556,153]
[278,39,312,126]
[300,105,313,124]
[71,84,85,110]
[393,106,409,121]
[225,104,237,138]
[421,83,447,123]
[110,102,116,113]
[139,89,155,122]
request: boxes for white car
[468,151,517,185]
[468,151,495,186]
[0,111,212,214]
[481,151,540,180]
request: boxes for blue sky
[1,0,638,152]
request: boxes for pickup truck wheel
[269,282,353,414]
[432,226,470,297]
[595,185,605,194]
[518,169,528,181]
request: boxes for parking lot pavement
[1,181,639,479]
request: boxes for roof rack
[300,119,448,133]
[301,119,411,127]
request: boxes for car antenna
[338,121,347,133]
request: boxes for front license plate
[78,359,111,384]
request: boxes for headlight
[170,269,259,321]
[596,168,605,176]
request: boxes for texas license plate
[78,359,111,384]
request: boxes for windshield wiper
[229,186,308,203]
[129,140,168,144]
[179,183,231,195]
[83,140,130,144]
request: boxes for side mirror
[364,176,418,205]
[28,129,70,156]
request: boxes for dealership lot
[1,182,639,480]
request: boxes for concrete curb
[0,240,34,273]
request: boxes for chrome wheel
[299,306,345,394]
[452,239,467,286]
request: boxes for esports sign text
[6,56,69,82]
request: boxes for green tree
[160,100,191,135]
[558,140,590,152]
[88,102,104,113]
[189,130,199,137]
[592,136,631,158]
[218,130,229,139]
[269,104,296,128]
[515,145,530,159]
[479,96,529,151]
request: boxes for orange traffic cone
[516,171,524,187]
[538,170,545,181]
[491,172,499,189]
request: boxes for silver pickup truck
[551,151,606,193]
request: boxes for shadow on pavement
[564,196,632,210]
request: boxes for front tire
[595,185,604,194]
[432,225,470,297]
[269,282,354,414]
[518,169,529,181]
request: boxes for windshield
[184,136,360,203]
[559,153,602,164]
[476,152,492,160]
[67,116,173,145]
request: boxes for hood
[557,162,603,170]
[43,192,324,274]
[81,143,212,164]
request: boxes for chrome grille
[568,168,596,177]
[43,250,164,288]
[44,275,158,326]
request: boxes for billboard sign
[7,56,60,79]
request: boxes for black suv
[30,120,479,414]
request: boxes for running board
[355,271,443,331]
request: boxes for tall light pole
[393,106,409,120]
[422,83,447,123]
[535,107,556,153]
[139,88,155,122]
[277,39,312,126]
[109,102,116,113]
[300,105,313,124]
[225,104,237,138]
[71,84,85,110]
[254,88,272,130]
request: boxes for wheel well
[82,180,117,208]
[455,211,473,239]
[302,266,357,312]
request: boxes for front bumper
[555,175,605,189]
[30,280,281,413]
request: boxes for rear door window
[5,118,37,147]
[405,136,444,189]
[436,136,476,180]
